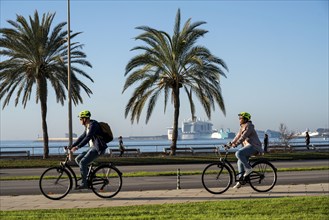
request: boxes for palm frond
[123,8,228,131]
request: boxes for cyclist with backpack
[69,110,108,189]
[227,112,262,189]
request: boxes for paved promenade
[1,183,328,211]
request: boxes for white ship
[211,128,236,139]
[36,133,78,142]
[167,127,182,140]
[168,117,234,140]
[181,117,213,140]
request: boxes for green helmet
[238,112,251,120]
[79,110,91,118]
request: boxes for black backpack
[98,122,113,143]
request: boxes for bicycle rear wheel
[90,164,122,198]
[39,167,72,200]
[201,162,232,194]
[249,160,277,192]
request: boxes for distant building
[317,128,329,138]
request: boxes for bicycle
[202,145,277,194]
[39,147,122,200]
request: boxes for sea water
[0,139,230,156]
[0,137,327,156]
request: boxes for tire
[249,160,277,192]
[90,164,122,199]
[39,167,72,200]
[201,163,232,194]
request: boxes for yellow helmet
[238,112,251,120]
[78,110,91,118]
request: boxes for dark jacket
[72,120,107,154]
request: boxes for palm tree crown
[0,11,93,158]
[123,9,228,154]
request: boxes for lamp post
[67,0,73,159]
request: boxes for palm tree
[0,11,93,158]
[123,9,228,155]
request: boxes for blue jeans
[235,145,259,178]
[75,147,100,186]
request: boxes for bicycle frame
[61,154,120,189]
[202,145,278,194]
[40,147,123,200]
[59,155,80,189]
[60,146,100,188]
[218,151,241,183]
[217,147,261,184]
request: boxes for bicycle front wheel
[201,163,232,194]
[249,160,277,192]
[39,167,72,200]
[90,164,122,199]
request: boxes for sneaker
[243,168,253,177]
[233,182,241,189]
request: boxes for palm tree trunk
[38,79,49,159]
[41,101,49,159]
[170,87,180,155]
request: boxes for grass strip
[1,166,328,181]
[1,151,328,168]
[0,196,328,219]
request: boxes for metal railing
[1,143,328,157]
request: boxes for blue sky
[0,0,328,140]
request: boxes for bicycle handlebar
[63,146,73,161]
[220,144,231,151]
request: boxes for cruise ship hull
[167,117,235,140]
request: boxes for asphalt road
[0,160,328,196]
